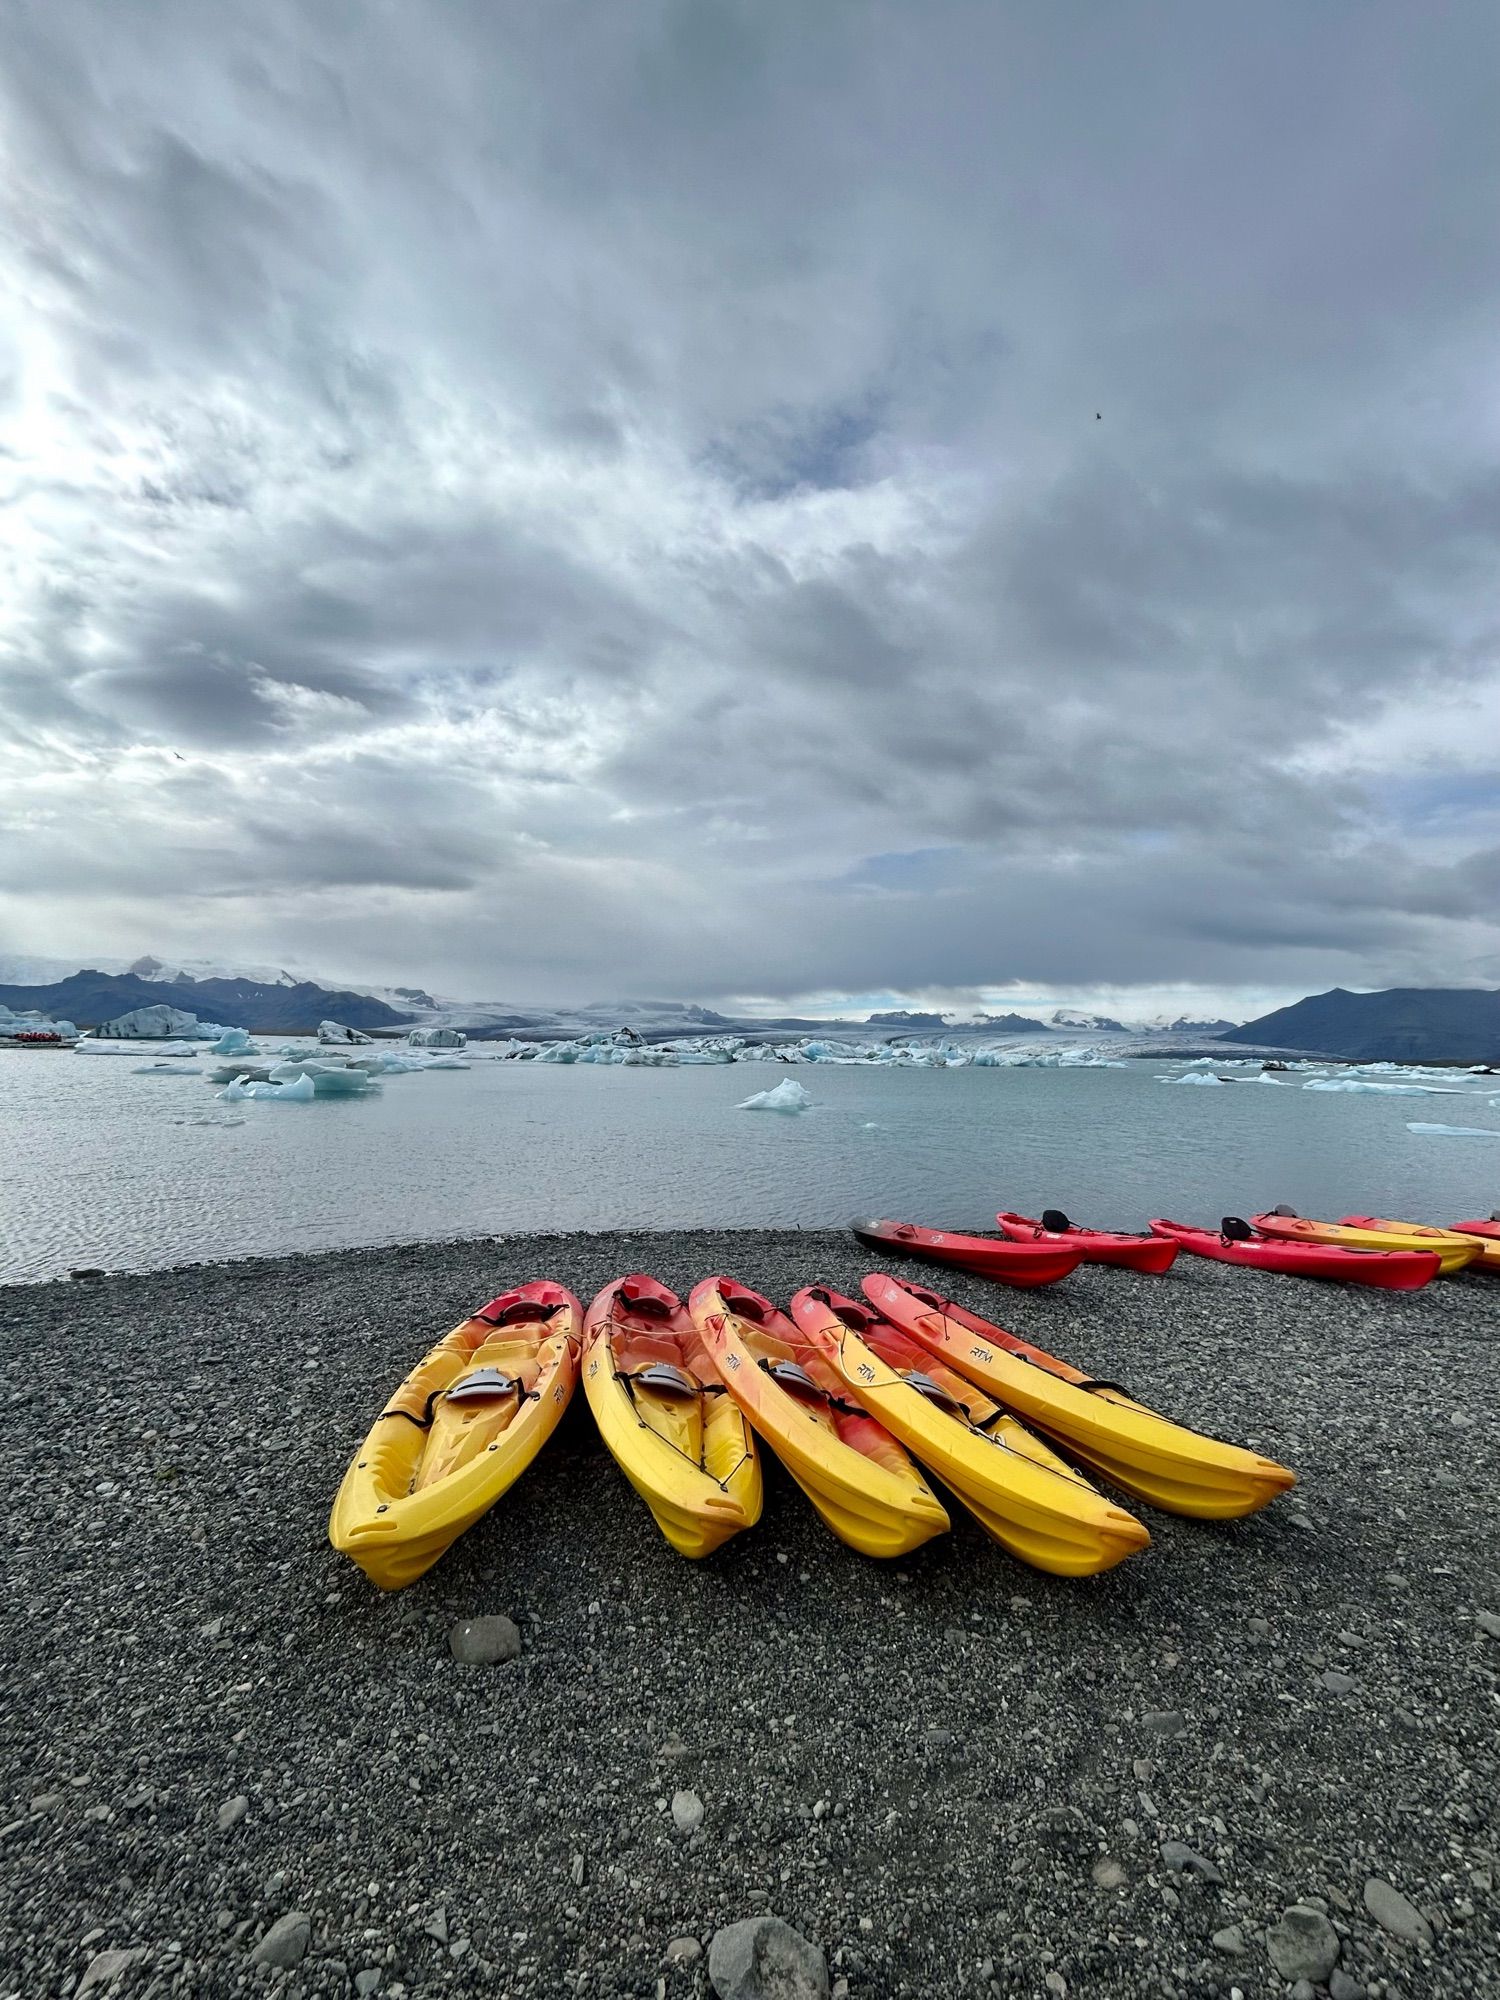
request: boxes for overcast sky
[4,2,1499,1015]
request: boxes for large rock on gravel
[448,1614,521,1664]
[709,1915,829,2000]
[1266,1906,1341,1983]
[252,1910,312,1968]
[78,1948,150,1995]
[1363,1877,1433,1944]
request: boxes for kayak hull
[864,1271,1294,1519]
[1336,1214,1500,1274]
[583,1275,762,1559]
[996,1211,1179,1274]
[688,1278,950,1557]
[1250,1212,1478,1275]
[329,1280,582,1591]
[1149,1220,1439,1290]
[789,1287,1149,1576]
[850,1217,1082,1287]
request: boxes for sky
[3,1,1499,1020]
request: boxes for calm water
[3,1049,1499,1284]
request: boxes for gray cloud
[3,1,1499,1011]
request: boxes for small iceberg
[1303,1078,1443,1094]
[133,1061,204,1076]
[1168,1072,1226,1086]
[1406,1121,1500,1139]
[219,1073,316,1103]
[738,1078,814,1114]
[211,1028,258,1055]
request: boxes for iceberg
[738,1078,814,1113]
[318,1019,374,1046]
[219,1073,316,1103]
[406,1025,467,1049]
[1168,1072,1227,1085]
[133,1061,204,1076]
[1302,1078,1447,1094]
[1406,1121,1500,1139]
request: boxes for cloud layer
[4,1,1499,1009]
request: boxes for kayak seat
[1220,1216,1255,1241]
[1041,1208,1074,1233]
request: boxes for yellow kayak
[865,1271,1296,1519]
[583,1274,762,1558]
[1252,1209,1480,1274]
[329,1280,582,1590]
[1337,1214,1500,1275]
[789,1286,1149,1577]
[688,1276,950,1558]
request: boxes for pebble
[447,1614,521,1665]
[665,1936,701,1966]
[707,1915,829,2000]
[251,1910,312,1969]
[671,1789,704,1835]
[1329,1972,1366,2000]
[424,1907,448,1945]
[355,1972,383,1997]
[1091,1858,1127,1890]
[1211,1926,1245,1955]
[1266,1906,1341,1983]
[1319,1670,1357,1694]
[1045,1975,1067,1998]
[1475,1610,1500,1640]
[1141,1710,1186,1737]
[1363,1877,1433,1946]
[1159,1839,1223,1883]
[216,1794,248,1831]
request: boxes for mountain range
[1222,987,1500,1064]
[0,970,413,1036]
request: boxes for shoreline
[3,1231,1496,1998]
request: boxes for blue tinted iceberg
[738,1078,814,1113]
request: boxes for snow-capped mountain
[1049,1008,1126,1031]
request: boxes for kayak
[583,1274,762,1558]
[849,1217,1082,1287]
[1336,1214,1500,1274]
[789,1286,1149,1575]
[329,1280,582,1590]
[863,1272,1295,1518]
[1149,1218,1440,1290]
[996,1209,1179,1274]
[1250,1210,1479,1275]
[687,1277,950,1557]
[1452,1217,1500,1243]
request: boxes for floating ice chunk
[1406,1121,1500,1138]
[211,1028,257,1054]
[133,1061,204,1075]
[738,1078,813,1113]
[318,1019,373,1045]
[1169,1072,1226,1085]
[407,1025,467,1049]
[219,1073,316,1103]
[1303,1078,1441,1094]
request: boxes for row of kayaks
[853,1207,1500,1289]
[329,1270,1296,1592]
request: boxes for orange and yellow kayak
[688,1277,950,1557]
[864,1271,1296,1519]
[1250,1210,1480,1275]
[1337,1215,1499,1274]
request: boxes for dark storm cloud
[3,1,1499,1006]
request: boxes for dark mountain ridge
[0,971,413,1035]
[1221,987,1500,1064]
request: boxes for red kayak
[1452,1218,1500,1243]
[997,1209,1179,1275]
[848,1217,1081,1287]
[1148,1219,1440,1291]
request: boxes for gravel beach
[2,1231,1496,2000]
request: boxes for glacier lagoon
[4,1040,1499,1284]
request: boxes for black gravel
[1,1232,1496,2000]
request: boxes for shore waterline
[4,1047,1500,1284]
